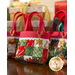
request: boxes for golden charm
[36,37,43,47]
[59,39,65,47]
[9,30,15,43]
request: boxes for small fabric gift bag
[7,11,28,58]
[48,10,67,66]
[15,11,51,64]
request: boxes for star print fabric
[15,39,49,64]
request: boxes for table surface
[7,58,67,75]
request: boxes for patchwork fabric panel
[15,38,50,64]
[8,44,16,53]
[26,40,35,47]
[16,46,25,55]
[19,40,27,46]
[24,46,34,56]
[32,57,42,64]
[42,49,48,64]
[32,47,43,58]
[7,38,19,58]
[43,40,49,49]
[16,54,24,61]
[54,48,67,59]
[49,39,61,57]
[34,38,49,49]
[24,56,32,62]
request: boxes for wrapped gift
[8,6,52,31]
[7,20,49,31]
[9,6,46,21]
[7,21,19,31]
[55,1,67,13]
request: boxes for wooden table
[7,58,67,75]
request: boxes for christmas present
[7,21,19,31]
[7,20,49,31]
[15,11,51,64]
[55,1,67,21]
[9,1,52,31]
[48,10,67,66]
[7,11,28,58]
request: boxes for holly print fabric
[15,38,49,64]
[54,47,67,59]
[7,37,19,58]
[25,46,34,56]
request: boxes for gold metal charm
[59,39,65,47]
[36,37,43,47]
[8,30,15,43]
[59,32,67,47]
[36,30,43,47]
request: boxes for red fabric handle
[12,11,27,32]
[24,11,46,34]
[50,10,67,32]
[28,13,42,31]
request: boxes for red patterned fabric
[17,46,25,55]
[42,49,48,64]
[26,39,35,47]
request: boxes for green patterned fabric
[32,47,43,58]
[20,40,27,46]
[24,46,34,56]
[54,48,67,59]
[16,39,19,45]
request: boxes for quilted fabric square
[42,49,48,64]
[20,40,27,46]
[24,46,34,56]
[32,57,42,64]
[16,39,19,46]
[16,54,24,61]
[42,49,48,59]
[54,48,67,59]
[16,46,25,55]
[8,44,16,53]
[26,39,35,47]
[32,47,43,58]
[24,56,32,62]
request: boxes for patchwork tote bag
[49,10,67,66]
[54,15,67,66]
[48,10,67,57]
[7,11,28,58]
[15,11,51,64]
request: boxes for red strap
[28,14,41,31]
[24,11,46,34]
[50,10,67,32]
[12,11,27,32]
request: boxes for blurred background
[7,0,67,18]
